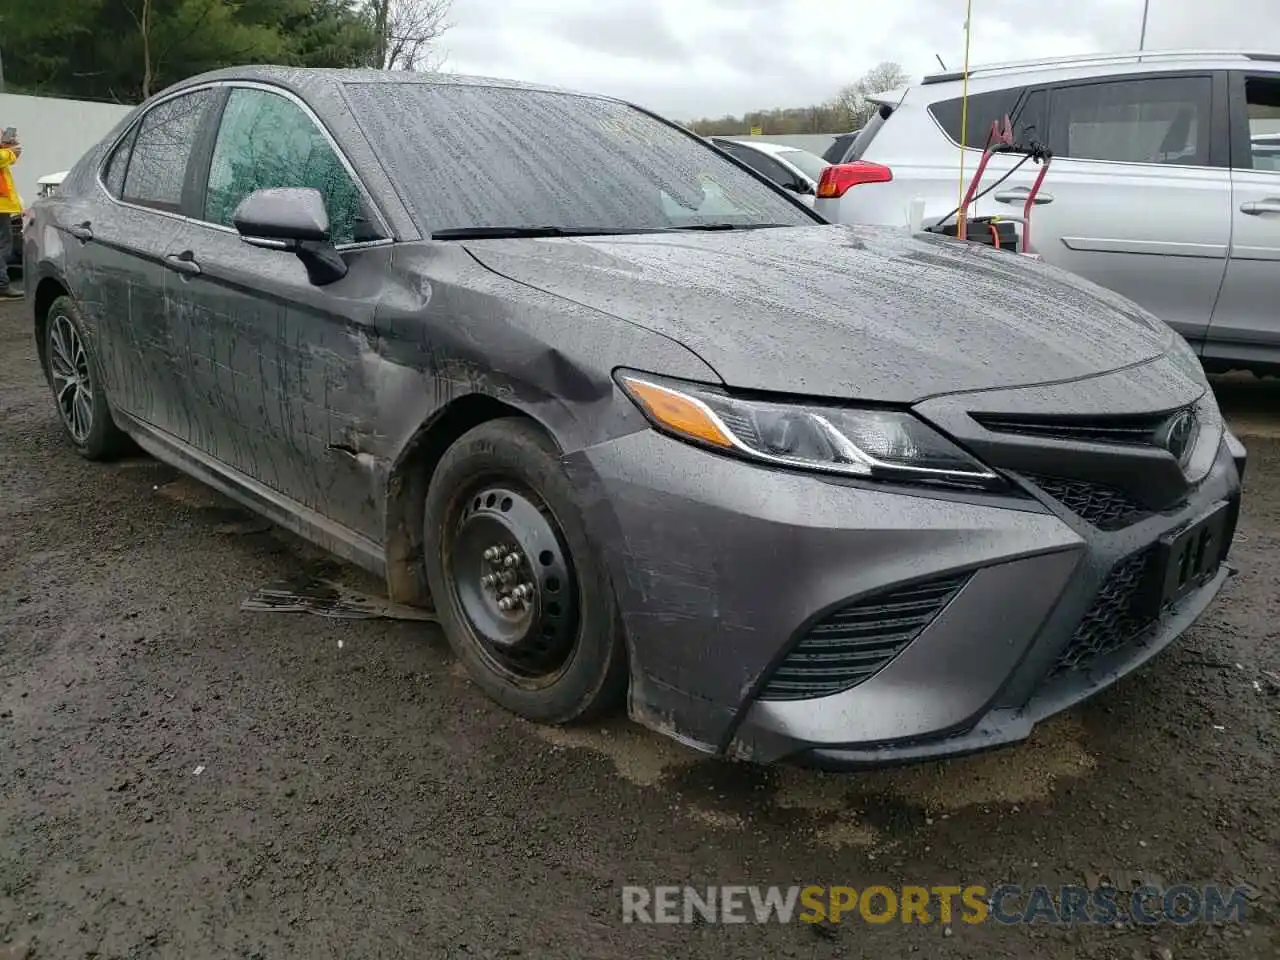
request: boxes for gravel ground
[1,294,1276,959]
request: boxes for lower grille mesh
[1026,475,1152,531]
[759,573,971,701]
[1050,549,1157,677]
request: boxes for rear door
[61,88,221,431]
[1031,73,1232,344]
[1204,70,1280,369]
[161,83,394,539]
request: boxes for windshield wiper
[664,223,793,232]
[431,226,649,240]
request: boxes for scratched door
[160,85,393,539]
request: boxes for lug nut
[504,553,520,568]
[483,547,499,561]
[498,597,513,611]
[481,574,497,588]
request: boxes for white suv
[815,50,1280,377]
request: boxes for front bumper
[567,381,1243,768]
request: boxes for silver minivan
[816,50,1280,377]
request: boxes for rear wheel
[423,418,627,723]
[43,295,130,460]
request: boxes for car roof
[917,49,1280,92]
[162,64,618,104]
[714,138,803,157]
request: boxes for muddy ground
[0,295,1276,959]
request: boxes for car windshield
[343,82,817,235]
[775,148,829,182]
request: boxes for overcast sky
[441,0,1278,118]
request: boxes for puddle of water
[154,476,227,509]
[812,820,879,849]
[861,714,1097,811]
[684,805,745,830]
[532,719,702,787]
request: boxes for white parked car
[708,137,829,207]
[815,50,1280,377]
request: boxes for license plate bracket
[1136,500,1230,617]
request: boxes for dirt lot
[1,294,1276,960]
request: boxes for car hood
[463,224,1173,404]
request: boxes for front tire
[43,295,130,460]
[423,417,628,724]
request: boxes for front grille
[973,410,1176,446]
[759,572,970,701]
[1026,474,1152,531]
[1049,549,1157,677]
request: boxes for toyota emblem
[1160,409,1197,462]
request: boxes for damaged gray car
[25,67,1246,768]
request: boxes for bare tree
[367,0,454,71]
[836,61,910,130]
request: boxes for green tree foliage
[0,0,386,103]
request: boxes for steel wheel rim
[447,483,580,688]
[48,314,94,445]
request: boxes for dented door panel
[161,225,393,539]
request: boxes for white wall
[0,93,134,206]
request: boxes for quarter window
[102,125,138,198]
[1049,77,1212,166]
[929,88,1029,147]
[204,88,365,245]
[121,89,217,211]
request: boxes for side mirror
[232,187,347,286]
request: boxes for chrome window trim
[94,78,395,249]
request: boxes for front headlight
[616,371,1004,491]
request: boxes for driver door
[162,85,393,539]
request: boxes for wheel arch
[383,393,557,606]
[32,276,71,372]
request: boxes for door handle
[67,221,93,242]
[164,251,202,276]
[994,188,1054,205]
[1240,198,1280,215]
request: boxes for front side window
[1050,76,1212,166]
[342,83,816,235]
[204,88,365,245]
[121,89,217,211]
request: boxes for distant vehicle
[38,170,69,198]
[813,49,1280,377]
[708,137,829,206]
[11,173,69,277]
[26,66,1244,769]
[822,129,863,164]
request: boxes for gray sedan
[24,67,1245,767]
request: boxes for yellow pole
[956,0,974,242]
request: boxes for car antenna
[956,0,975,242]
[935,54,947,71]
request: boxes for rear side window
[101,125,138,198]
[1049,77,1212,166]
[929,88,1029,147]
[122,89,218,211]
[718,142,794,187]
[203,87,366,244]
